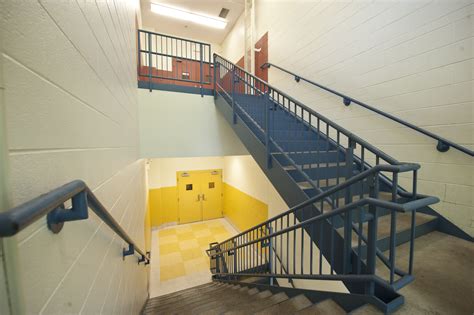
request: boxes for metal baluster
[231,67,236,124]
[343,138,355,274]
[336,131,341,208]
[357,147,365,273]
[265,90,272,168]
[316,118,321,190]
[330,215,334,275]
[280,218,283,274]
[409,170,417,275]
[310,221,314,275]
[326,124,330,189]
[137,31,142,80]
[319,221,323,274]
[269,225,274,285]
[213,56,217,99]
[293,215,296,275]
[148,32,152,91]
[200,43,204,97]
[389,173,398,283]
[366,173,379,295]
[301,226,304,274]
[208,46,212,83]
[287,215,290,276]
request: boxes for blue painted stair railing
[210,54,443,313]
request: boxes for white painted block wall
[0,14,12,313]
[223,0,474,236]
[1,0,148,314]
[138,89,248,158]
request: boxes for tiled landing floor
[149,218,238,298]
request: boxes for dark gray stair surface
[142,282,351,314]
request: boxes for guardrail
[207,164,438,295]
[211,53,439,299]
[138,29,212,96]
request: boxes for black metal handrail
[211,54,440,300]
[0,180,149,264]
[262,62,473,157]
[208,163,430,247]
[215,55,399,165]
[207,165,438,288]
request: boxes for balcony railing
[138,29,213,96]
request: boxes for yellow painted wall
[144,201,151,252]
[149,183,268,231]
[223,183,268,232]
[161,186,178,223]
[149,187,178,227]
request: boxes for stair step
[147,285,238,313]
[189,288,257,315]
[145,283,221,308]
[152,285,254,314]
[288,165,357,182]
[341,211,438,249]
[350,303,381,314]
[223,291,289,315]
[283,162,347,171]
[307,192,393,212]
[194,286,263,314]
[297,178,347,190]
[275,140,336,152]
[255,294,313,315]
[296,299,346,314]
[274,150,344,165]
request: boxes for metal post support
[200,43,204,97]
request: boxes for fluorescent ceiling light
[151,3,227,29]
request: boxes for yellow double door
[177,169,223,224]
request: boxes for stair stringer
[215,94,402,310]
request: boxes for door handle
[196,194,201,202]
[201,193,206,201]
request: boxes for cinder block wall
[1,1,148,314]
[223,1,473,236]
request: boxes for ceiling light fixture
[150,3,227,29]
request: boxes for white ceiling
[140,0,245,44]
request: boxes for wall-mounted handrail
[0,180,149,264]
[261,62,473,157]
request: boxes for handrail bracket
[436,140,450,153]
[47,191,88,234]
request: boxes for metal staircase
[207,54,454,313]
[142,282,364,314]
[134,31,472,313]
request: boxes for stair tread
[283,162,347,171]
[147,282,217,303]
[193,287,263,314]
[350,303,382,314]
[340,211,437,248]
[296,299,346,314]
[145,283,222,308]
[255,294,313,315]
[223,291,289,314]
[148,285,255,314]
[147,285,239,312]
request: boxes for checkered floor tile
[158,220,232,281]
